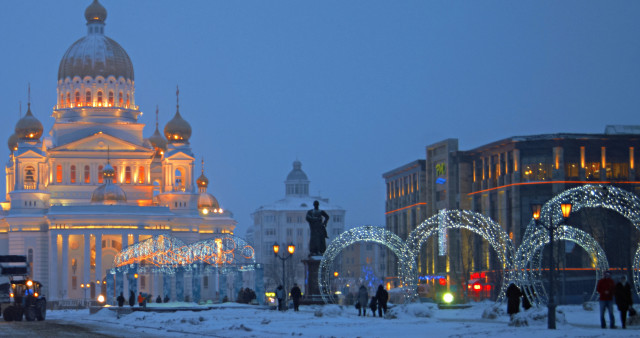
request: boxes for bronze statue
[306,200,330,256]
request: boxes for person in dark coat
[237,288,246,304]
[129,290,135,307]
[357,285,369,316]
[275,285,286,311]
[597,271,616,328]
[506,283,522,318]
[117,292,125,307]
[521,289,532,310]
[156,295,162,303]
[375,285,389,317]
[615,275,633,329]
[369,296,378,317]
[164,295,170,303]
[290,283,302,311]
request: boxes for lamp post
[80,283,88,305]
[532,202,572,329]
[273,242,295,294]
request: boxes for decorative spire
[201,157,205,174]
[176,85,180,114]
[155,105,159,129]
[27,83,31,112]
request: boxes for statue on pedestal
[306,200,330,256]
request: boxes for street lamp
[532,202,571,329]
[273,242,295,294]
[80,283,88,305]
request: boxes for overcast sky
[2,1,640,236]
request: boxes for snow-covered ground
[47,301,638,337]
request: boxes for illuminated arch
[319,226,416,304]
[406,209,517,302]
[517,184,640,304]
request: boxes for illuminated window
[108,91,114,106]
[75,91,80,105]
[175,169,184,189]
[24,166,35,183]
[125,166,131,184]
[98,165,103,183]
[56,165,62,183]
[119,92,123,106]
[97,91,103,105]
[70,165,76,183]
[565,163,579,178]
[138,166,144,183]
[113,166,118,182]
[126,94,130,108]
[84,165,90,183]
[66,93,70,106]
[585,162,600,180]
[85,91,92,105]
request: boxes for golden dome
[7,133,18,152]
[198,192,219,210]
[15,105,43,140]
[85,0,107,23]
[196,172,209,188]
[164,111,191,143]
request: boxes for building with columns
[249,160,346,291]
[0,0,236,302]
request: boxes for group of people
[506,271,634,329]
[356,285,389,317]
[236,287,257,304]
[597,271,634,329]
[116,290,170,307]
[274,283,303,311]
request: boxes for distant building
[385,127,640,300]
[250,160,346,290]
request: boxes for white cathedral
[0,0,236,301]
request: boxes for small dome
[196,172,209,188]
[102,163,115,179]
[198,192,219,210]
[15,105,43,140]
[164,111,191,143]
[85,0,107,23]
[7,133,18,152]
[148,128,167,153]
[286,160,308,181]
[91,182,127,204]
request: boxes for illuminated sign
[435,163,446,177]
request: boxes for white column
[61,234,69,299]
[95,234,102,283]
[50,234,58,300]
[134,234,139,291]
[83,233,90,288]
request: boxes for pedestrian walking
[597,271,616,328]
[138,292,145,307]
[375,285,388,318]
[290,283,302,311]
[156,295,162,303]
[358,285,368,317]
[615,275,633,329]
[275,285,286,311]
[369,296,378,317]
[117,292,125,307]
[129,290,135,307]
[506,283,522,318]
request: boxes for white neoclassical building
[0,0,236,302]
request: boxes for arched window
[85,91,92,106]
[97,91,103,106]
[126,93,130,108]
[108,91,114,106]
[125,166,131,184]
[70,165,76,183]
[56,165,63,183]
[98,165,104,184]
[119,92,123,106]
[24,166,35,182]
[84,165,90,183]
[75,91,80,106]
[66,93,71,106]
[60,94,64,106]
[175,168,184,190]
[138,166,145,184]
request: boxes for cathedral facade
[0,0,236,301]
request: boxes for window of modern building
[522,157,553,182]
[84,165,90,183]
[585,162,600,180]
[609,163,629,180]
[70,165,76,183]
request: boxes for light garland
[111,234,256,275]
[319,226,417,304]
[407,209,517,302]
[516,184,640,306]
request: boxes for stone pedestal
[301,256,324,304]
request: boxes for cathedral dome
[15,105,43,140]
[286,160,308,181]
[149,126,167,153]
[91,163,126,204]
[164,111,191,143]
[58,1,133,81]
[198,192,219,210]
[7,133,18,152]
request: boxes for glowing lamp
[473,283,481,291]
[443,292,454,304]
[531,204,542,220]
[97,280,100,284]
[272,242,280,255]
[561,203,572,219]
[26,280,33,287]
[134,273,139,279]
[334,271,339,277]
[98,295,105,303]
[34,292,38,297]
[9,293,14,298]
[438,278,447,286]
[103,281,106,284]
[219,208,224,213]
[202,208,209,215]
[80,284,85,288]
[287,243,295,255]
